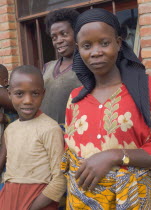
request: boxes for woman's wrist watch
[122,149,130,165]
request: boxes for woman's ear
[117,36,122,52]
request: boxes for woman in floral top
[61,8,151,210]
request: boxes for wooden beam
[36,19,44,71]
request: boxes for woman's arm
[75,148,151,191]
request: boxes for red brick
[4,63,19,71]
[0,14,15,22]
[0,5,14,15]
[141,37,151,47]
[141,48,151,58]
[139,3,151,14]
[0,50,3,56]
[1,39,17,48]
[139,14,151,25]
[3,55,19,64]
[138,0,151,3]
[0,22,16,31]
[0,30,17,40]
[0,0,14,6]
[0,48,18,56]
[140,26,151,36]
[146,69,151,75]
[143,59,151,68]
[0,57,2,63]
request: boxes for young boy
[0,64,18,190]
[0,65,66,209]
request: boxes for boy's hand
[75,150,122,191]
[29,193,52,210]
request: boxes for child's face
[50,21,75,58]
[9,73,45,121]
[0,75,8,87]
[77,22,121,77]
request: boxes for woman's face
[50,21,75,58]
[77,22,121,77]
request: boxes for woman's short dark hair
[45,8,80,35]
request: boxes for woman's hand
[29,193,52,210]
[75,150,123,191]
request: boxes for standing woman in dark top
[40,8,81,128]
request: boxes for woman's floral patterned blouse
[65,82,151,159]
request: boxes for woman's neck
[62,55,73,61]
[95,67,122,89]
[60,57,73,72]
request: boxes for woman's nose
[90,47,103,57]
[56,35,64,43]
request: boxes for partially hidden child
[0,64,18,190]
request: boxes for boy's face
[9,73,45,121]
[50,21,75,58]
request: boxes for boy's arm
[29,193,52,210]
[29,125,66,210]
[0,135,7,174]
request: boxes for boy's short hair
[9,65,44,87]
[0,64,8,80]
[45,8,80,35]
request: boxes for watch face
[124,156,130,164]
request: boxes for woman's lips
[90,62,106,68]
[57,45,68,53]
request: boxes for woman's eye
[62,32,68,37]
[51,36,56,41]
[101,41,110,47]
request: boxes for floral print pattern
[64,85,151,158]
[65,136,80,155]
[62,81,151,209]
[66,94,72,109]
[75,115,88,135]
[118,112,133,132]
[102,134,137,151]
[80,143,100,158]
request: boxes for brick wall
[0,0,20,72]
[138,0,151,74]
